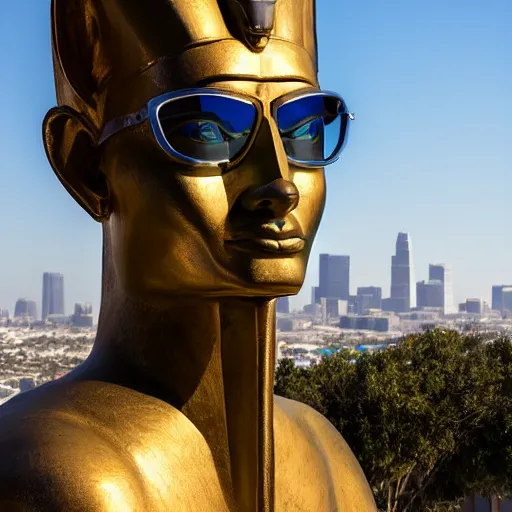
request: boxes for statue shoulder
[275,395,377,511]
[0,384,145,510]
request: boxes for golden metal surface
[0,0,377,510]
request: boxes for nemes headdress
[51,0,319,130]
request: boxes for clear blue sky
[0,0,510,318]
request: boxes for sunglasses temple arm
[97,106,150,146]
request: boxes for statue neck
[87,291,276,512]
[220,298,276,512]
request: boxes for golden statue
[0,0,376,510]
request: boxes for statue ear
[43,106,111,222]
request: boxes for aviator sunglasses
[99,88,355,169]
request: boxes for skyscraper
[465,298,483,315]
[492,285,512,311]
[501,288,512,315]
[276,297,290,314]
[318,254,350,301]
[14,299,37,321]
[429,264,454,314]
[42,272,65,321]
[389,232,415,313]
[356,286,382,310]
[312,286,320,305]
[416,281,444,310]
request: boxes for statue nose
[240,179,300,219]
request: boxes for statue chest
[122,424,340,511]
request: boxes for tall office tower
[355,294,373,315]
[312,286,321,305]
[356,286,382,310]
[276,297,290,314]
[42,272,65,321]
[492,286,502,311]
[320,297,345,324]
[416,281,444,309]
[318,254,350,301]
[465,298,483,315]
[492,285,512,311]
[501,288,512,315]
[389,232,415,313]
[429,264,454,314]
[14,299,37,321]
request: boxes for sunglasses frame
[98,87,354,170]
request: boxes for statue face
[46,0,353,302]
[101,79,328,299]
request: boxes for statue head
[43,0,353,302]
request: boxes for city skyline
[309,232,506,315]
[1,230,509,319]
[0,0,510,318]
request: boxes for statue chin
[106,223,312,301]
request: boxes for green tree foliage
[274,329,512,511]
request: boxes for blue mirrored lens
[157,95,257,162]
[276,94,348,164]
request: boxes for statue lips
[225,220,306,255]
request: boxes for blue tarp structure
[356,344,388,352]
